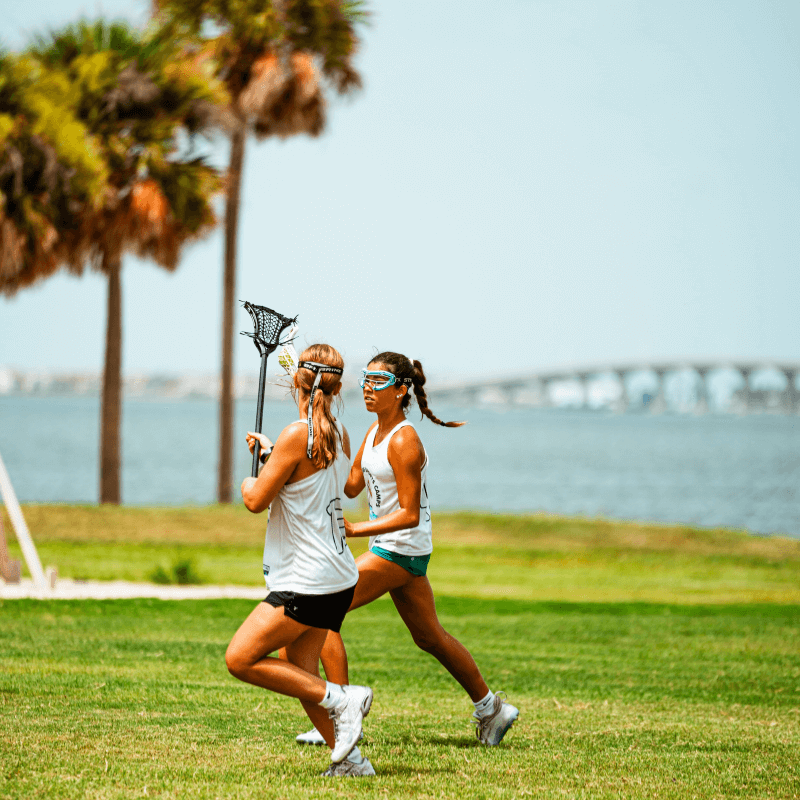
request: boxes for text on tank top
[361,420,433,557]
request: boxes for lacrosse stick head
[240,302,297,357]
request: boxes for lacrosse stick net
[240,302,297,477]
[241,302,297,357]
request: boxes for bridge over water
[424,360,800,414]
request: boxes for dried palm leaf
[238,52,288,118]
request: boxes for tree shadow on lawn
[377,763,468,778]
[387,729,526,751]
[420,735,525,750]
[410,734,478,749]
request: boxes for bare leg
[284,633,336,749]
[390,576,489,702]
[319,632,349,685]
[320,551,414,682]
[225,602,328,703]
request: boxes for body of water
[0,396,798,537]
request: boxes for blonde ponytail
[295,344,344,468]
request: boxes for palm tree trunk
[100,251,122,505]
[217,126,246,503]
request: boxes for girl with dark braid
[295,352,518,757]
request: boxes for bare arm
[341,425,352,461]
[344,422,376,499]
[344,426,423,538]
[240,423,307,513]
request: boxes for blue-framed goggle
[359,369,412,391]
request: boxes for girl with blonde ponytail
[294,351,519,752]
[227,344,376,777]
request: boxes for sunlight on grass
[1,598,798,799]
[4,505,800,603]
[2,506,800,797]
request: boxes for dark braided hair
[370,352,465,428]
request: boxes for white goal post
[0,448,47,590]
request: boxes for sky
[1,0,798,381]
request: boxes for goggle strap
[298,361,343,459]
[299,361,343,375]
[307,371,323,459]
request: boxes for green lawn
[1,597,798,799]
[4,505,800,603]
[1,505,799,797]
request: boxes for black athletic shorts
[263,584,355,632]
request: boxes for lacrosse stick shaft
[251,352,269,478]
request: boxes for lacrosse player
[226,344,375,777]
[296,352,518,752]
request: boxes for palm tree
[153,0,366,502]
[0,52,106,294]
[27,22,223,503]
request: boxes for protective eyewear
[359,369,409,391]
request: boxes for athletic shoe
[320,756,376,777]
[329,685,373,763]
[473,692,519,745]
[296,726,363,746]
[296,727,326,746]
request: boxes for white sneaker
[329,685,373,763]
[295,727,326,746]
[321,756,376,777]
[295,726,363,746]
[473,692,519,745]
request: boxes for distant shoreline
[3,398,798,536]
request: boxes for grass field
[2,505,800,798]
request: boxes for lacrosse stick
[241,302,297,477]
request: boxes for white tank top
[263,420,359,595]
[362,420,432,557]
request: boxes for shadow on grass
[375,764,460,778]
[420,735,482,748]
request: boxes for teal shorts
[370,545,431,577]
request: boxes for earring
[396,395,401,398]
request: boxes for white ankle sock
[473,690,495,717]
[319,682,345,709]
[347,746,364,764]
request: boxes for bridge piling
[576,373,591,410]
[694,367,711,414]
[780,369,799,414]
[649,368,668,414]
[613,371,629,413]
[737,368,754,414]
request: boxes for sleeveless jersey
[263,420,359,595]
[361,420,432,557]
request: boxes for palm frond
[1,19,224,294]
